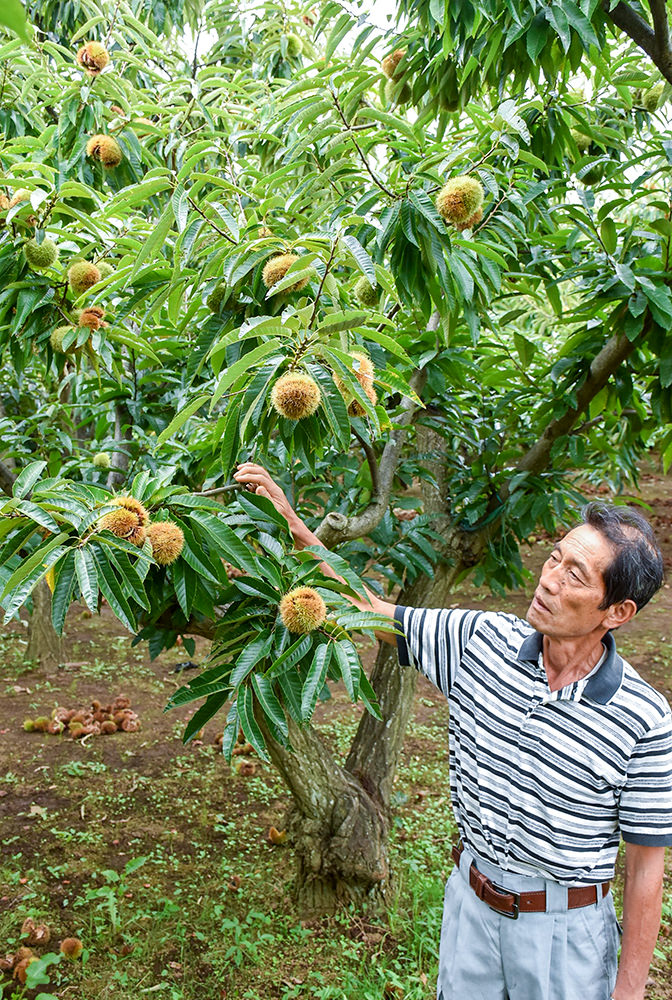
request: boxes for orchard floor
[1,467,672,1000]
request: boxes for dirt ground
[1,464,672,998]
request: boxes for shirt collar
[517,629,623,704]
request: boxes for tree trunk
[262,423,483,915]
[26,580,63,672]
[263,716,390,913]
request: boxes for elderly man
[233,462,671,1000]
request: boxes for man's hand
[233,463,297,526]
[232,462,397,643]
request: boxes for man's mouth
[532,592,550,613]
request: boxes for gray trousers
[437,847,620,1000]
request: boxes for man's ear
[602,598,637,630]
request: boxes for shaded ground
[0,465,671,998]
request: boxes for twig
[191,30,201,79]
[314,314,437,548]
[195,484,246,496]
[309,239,338,327]
[331,92,397,200]
[105,0,123,48]
[186,195,236,244]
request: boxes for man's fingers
[233,470,270,486]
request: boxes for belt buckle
[489,882,520,919]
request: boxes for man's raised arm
[233,462,397,644]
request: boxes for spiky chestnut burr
[24,238,59,270]
[354,276,379,307]
[97,496,149,546]
[146,521,184,565]
[261,253,309,293]
[278,586,327,633]
[436,175,484,225]
[270,372,321,420]
[68,261,101,296]
[86,134,123,168]
[381,48,406,80]
[76,41,110,75]
[59,937,84,959]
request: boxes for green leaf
[233,576,281,602]
[190,511,260,575]
[358,669,382,721]
[1,533,69,600]
[91,546,137,631]
[220,702,239,761]
[251,673,289,743]
[156,394,209,446]
[332,640,360,701]
[130,203,175,281]
[600,218,617,255]
[300,546,367,599]
[12,460,47,499]
[317,310,367,334]
[235,490,290,531]
[267,633,312,676]
[75,547,99,613]
[237,686,270,762]
[172,559,195,617]
[230,632,273,688]
[183,691,229,744]
[15,501,60,534]
[341,234,376,285]
[0,0,31,42]
[301,643,332,721]
[210,340,283,409]
[51,551,76,634]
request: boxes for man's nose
[540,563,561,593]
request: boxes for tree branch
[352,429,382,501]
[604,0,672,82]
[314,313,438,548]
[507,327,640,487]
[649,0,670,51]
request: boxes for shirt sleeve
[619,714,672,846]
[394,605,484,696]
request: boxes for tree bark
[262,716,390,913]
[26,580,64,672]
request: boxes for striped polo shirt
[395,606,672,885]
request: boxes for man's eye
[569,570,582,583]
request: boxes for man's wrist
[288,514,315,549]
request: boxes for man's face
[526,524,616,640]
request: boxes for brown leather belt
[452,844,609,919]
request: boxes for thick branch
[649,0,670,52]
[315,314,438,549]
[510,329,639,485]
[604,0,672,82]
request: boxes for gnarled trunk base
[286,776,388,913]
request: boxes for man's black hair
[581,502,664,612]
